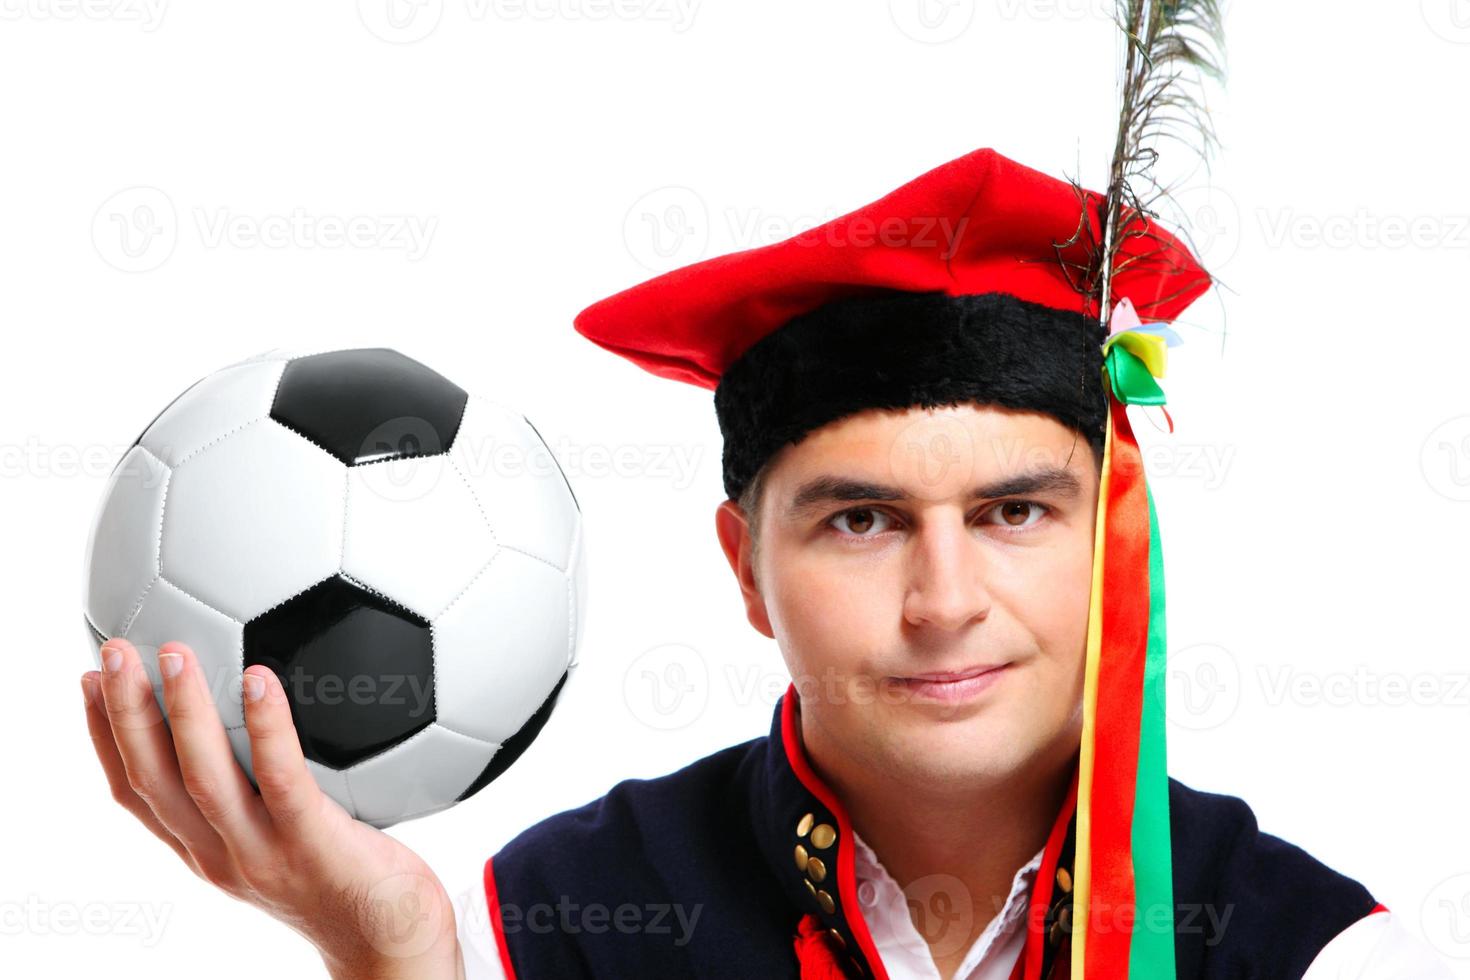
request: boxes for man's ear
[715,499,774,639]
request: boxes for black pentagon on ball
[271,348,468,466]
[244,575,435,770]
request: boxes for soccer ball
[81,347,586,828]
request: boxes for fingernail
[243,673,266,703]
[81,675,99,708]
[101,644,122,673]
[159,652,183,679]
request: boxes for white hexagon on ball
[160,418,346,623]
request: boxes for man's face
[716,403,1099,791]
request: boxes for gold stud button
[816,888,835,915]
[804,879,817,898]
[811,823,837,849]
[794,844,809,872]
[1058,904,1072,932]
[1055,867,1072,893]
[797,812,814,837]
[827,928,846,950]
[806,856,827,883]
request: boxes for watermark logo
[623,643,708,730]
[0,895,172,945]
[92,186,437,272]
[1,437,137,482]
[1422,871,1470,960]
[193,207,436,259]
[1170,183,1242,272]
[1422,415,1470,502]
[93,186,177,273]
[994,0,1111,20]
[1160,642,1240,731]
[1256,664,1470,710]
[889,0,975,43]
[624,186,708,272]
[356,416,453,504]
[478,0,700,31]
[361,871,453,959]
[359,0,699,43]
[903,874,975,958]
[358,0,444,43]
[1422,0,1470,43]
[1257,207,1470,251]
[887,412,977,503]
[0,0,167,30]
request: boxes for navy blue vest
[482,686,1381,979]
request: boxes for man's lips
[888,662,1014,703]
[895,663,1011,683]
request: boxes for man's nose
[901,518,992,632]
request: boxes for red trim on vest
[1014,763,1080,980]
[1369,902,1389,915]
[780,684,892,980]
[483,855,520,980]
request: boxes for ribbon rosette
[1101,296,1183,408]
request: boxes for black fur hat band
[712,290,1107,502]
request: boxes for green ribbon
[1127,484,1177,976]
[1104,343,1167,406]
[1101,322,1177,975]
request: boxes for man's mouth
[890,662,1013,703]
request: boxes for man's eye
[981,500,1048,529]
[829,507,894,537]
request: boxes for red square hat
[573,147,1211,500]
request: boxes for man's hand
[81,637,465,980]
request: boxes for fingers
[80,671,200,874]
[240,665,332,845]
[156,641,270,850]
[95,638,236,882]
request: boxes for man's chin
[879,700,1022,756]
[881,732,1026,789]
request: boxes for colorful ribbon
[1102,295,1181,408]
[1072,298,1179,980]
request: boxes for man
[455,148,1450,978]
[80,148,1451,980]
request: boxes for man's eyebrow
[783,467,1083,520]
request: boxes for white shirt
[457,835,1453,980]
[847,829,1038,980]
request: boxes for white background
[3,0,1468,975]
